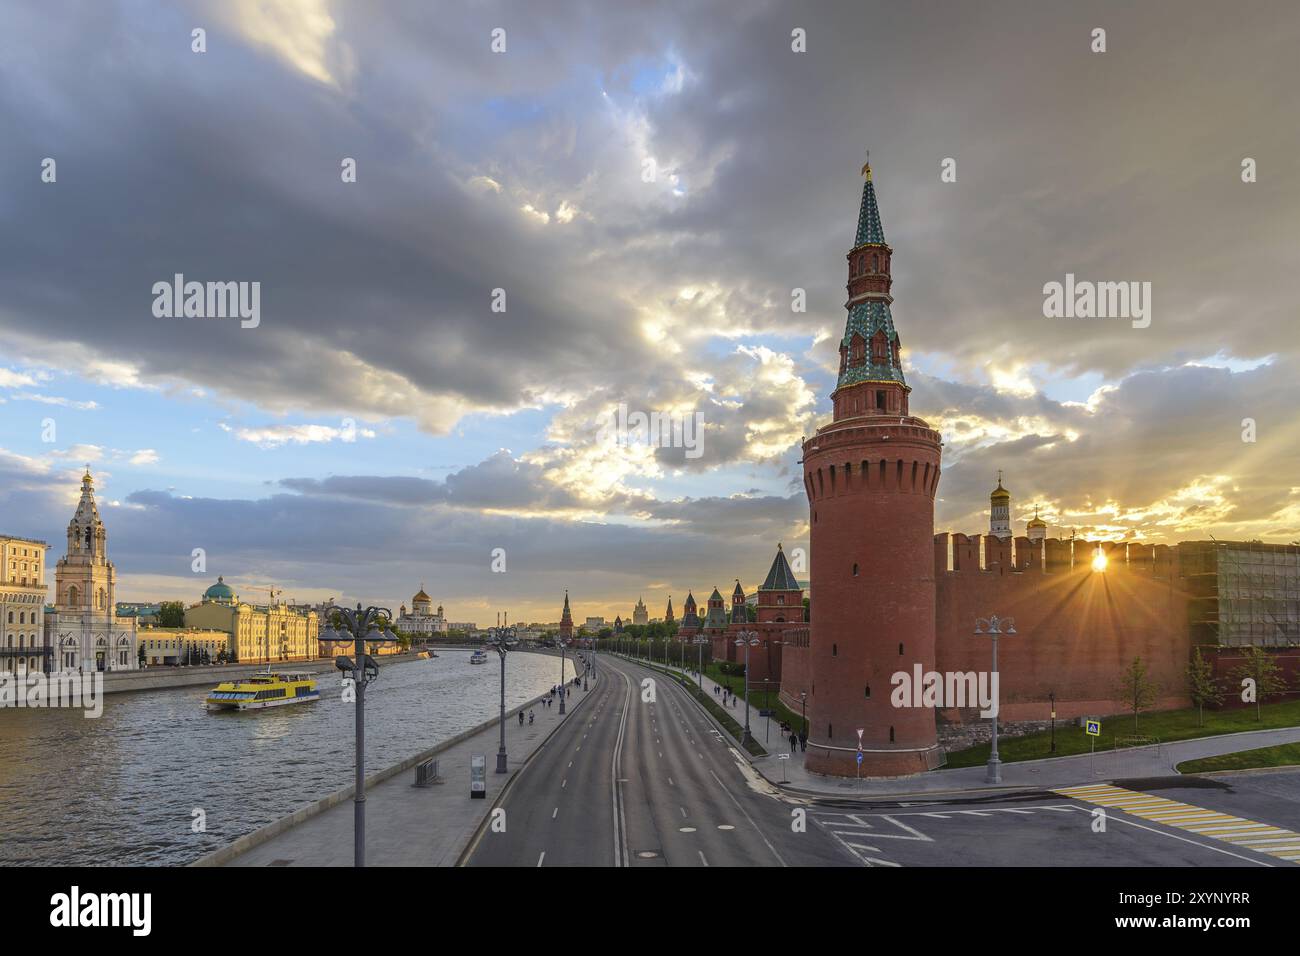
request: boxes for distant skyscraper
[632,596,648,626]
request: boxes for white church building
[45,470,138,672]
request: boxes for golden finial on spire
[861,148,872,180]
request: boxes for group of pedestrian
[787,729,807,752]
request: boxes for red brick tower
[558,590,574,642]
[801,157,944,777]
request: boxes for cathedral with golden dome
[396,585,447,635]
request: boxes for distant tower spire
[990,473,1012,540]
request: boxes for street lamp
[319,603,400,867]
[800,690,808,740]
[1049,689,1057,755]
[693,635,709,683]
[733,630,760,748]
[486,621,518,773]
[557,638,568,715]
[974,614,1016,784]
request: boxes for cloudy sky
[2,0,1298,623]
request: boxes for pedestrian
[789,732,798,752]
[798,731,807,752]
[518,711,524,726]
[529,710,535,725]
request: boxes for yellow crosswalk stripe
[1051,783,1300,864]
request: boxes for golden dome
[412,585,431,603]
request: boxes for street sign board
[856,751,864,765]
[470,752,486,798]
[1085,719,1101,737]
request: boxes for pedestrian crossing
[1054,783,1300,864]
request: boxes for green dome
[204,576,235,603]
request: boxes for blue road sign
[856,751,864,765]
[1085,719,1101,737]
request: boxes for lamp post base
[985,755,1002,784]
[496,751,508,774]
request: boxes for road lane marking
[698,851,709,866]
[537,852,545,866]
[552,807,558,819]
[1055,783,1294,864]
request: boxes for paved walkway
[619,656,1300,798]
[212,658,596,866]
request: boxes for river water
[0,651,571,865]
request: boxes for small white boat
[469,649,488,664]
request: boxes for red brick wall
[933,533,1190,722]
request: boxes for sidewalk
[197,657,594,866]
[619,656,1300,798]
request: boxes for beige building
[137,627,232,666]
[1,535,49,674]
[185,576,319,663]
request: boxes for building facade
[137,627,233,666]
[632,597,648,626]
[45,471,138,672]
[1,535,49,674]
[185,577,319,663]
[397,585,448,635]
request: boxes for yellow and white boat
[206,671,320,711]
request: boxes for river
[0,650,571,865]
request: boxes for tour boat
[205,672,320,711]
[469,649,488,664]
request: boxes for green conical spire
[854,166,886,247]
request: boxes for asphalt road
[464,654,1300,868]
[463,653,852,866]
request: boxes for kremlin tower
[801,157,945,776]
[558,590,574,642]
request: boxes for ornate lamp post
[487,621,518,773]
[557,637,568,715]
[974,614,1016,784]
[733,630,760,748]
[319,603,399,867]
[693,635,709,682]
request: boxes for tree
[1186,648,1223,727]
[1230,646,1288,721]
[1115,657,1159,733]
[157,601,185,628]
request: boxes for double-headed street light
[557,638,569,715]
[320,603,400,867]
[974,614,1016,784]
[487,621,518,773]
[733,630,761,748]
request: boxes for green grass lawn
[700,662,807,741]
[944,697,1300,768]
[1177,743,1300,774]
[669,672,767,757]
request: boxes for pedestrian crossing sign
[1085,719,1101,736]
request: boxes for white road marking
[699,851,709,866]
[537,852,546,867]
[552,807,558,819]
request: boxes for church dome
[412,587,431,604]
[204,576,235,603]
[1027,506,1047,529]
[990,479,1011,501]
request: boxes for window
[828,723,833,739]
[898,642,904,656]
[864,684,871,698]
[832,643,837,656]
[777,595,785,605]
[889,726,895,742]
[852,563,859,576]
[872,253,879,272]
[876,390,886,410]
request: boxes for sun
[1091,548,1108,572]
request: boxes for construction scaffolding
[1183,539,1300,648]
